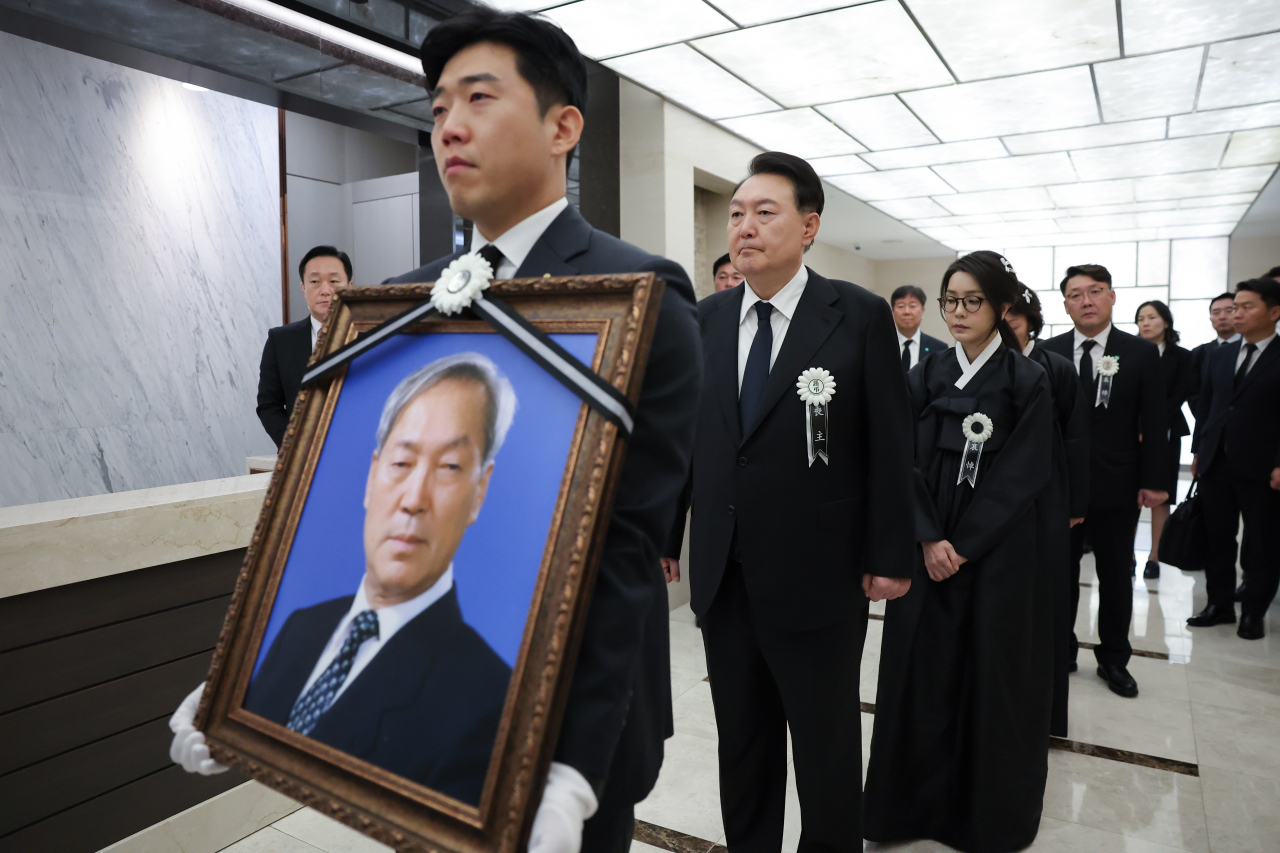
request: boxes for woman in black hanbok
[864,252,1054,853]
[1006,289,1089,739]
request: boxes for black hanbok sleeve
[950,367,1053,563]
[907,355,946,544]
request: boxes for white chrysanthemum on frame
[431,253,494,315]
[1098,355,1120,376]
[961,412,994,444]
[796,367,836,406]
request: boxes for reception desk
[0,474,299,853]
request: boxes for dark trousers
[701,561,867,853]
[1200,461,1280,617]
[1069,504,1141,667]
[580,804,635,853]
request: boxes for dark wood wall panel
[0,550,249,852]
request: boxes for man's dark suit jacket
[1042,326,1171,506]
[243,588,511,806]
[256,317,313,449]
[1192,339,1280,480]
[917,331,950,359]
[1160,342,1197,439]
[1187,337,1233,413]
[384,206,702,810]
[667,269,916,630]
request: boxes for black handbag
[1158,478,1206,571]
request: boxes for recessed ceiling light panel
[1056,213,1139,232]
[1136,204,1251,227]
[1049,178,1136,207]
[868,198,954,219]
[935,186,1056,214]
[1001,119,1167,155]
[720,109,866,158]
[860,138,1007,170]
[1178,192,1258,209]
[1134,165,1276,200]
[817,96,940,151]
[1122,0,1280,54]
[1198,32,1280,111]
[902,68,1100,141]
[827,167,956,201]
[542,0,735,60]
[1069,135,1230,182]
[1094,47,1203,122]
[1221,126,1280,168]
[809,154,875,176]
[933,152,1078,192]
[604,45,779,119]
[709,0,864,27]
[1169,101,1280,137]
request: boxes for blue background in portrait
[253,331,597,674]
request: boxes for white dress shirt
[1072,323,1112,377]
[471,197,569,279]
[954,332,1002,390]
[1158,341,1165,356]
[1236,332,1276,375]
[1023,340,1036,356]
[310,315,322,350]
[1215,332,1242,346]
[896,328,924,369]
[298,566,456,705]
[738,265,809,392]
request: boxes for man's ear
[802,211,821,247]
[548,104,584,159]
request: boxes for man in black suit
[256,246,352,448]
[891,284,949,372]
[1042,264,1169,698]
[713,252,745,293]
[1187,292,1241,414]
[663,152,915,852]
[244,353,516,805]
[1188,279,1280,640]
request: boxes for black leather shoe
[1238,615,1265,640]
[1097,664,1139,698]
[1187,604,1236,627]
[1068,661,1077,672]
[1235,583,1247,602]
[1143,560,1160,579]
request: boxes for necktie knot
[755,301,773,324]
[1081,340,1096,354]
[349,609,380,645]
[476,243,505,274]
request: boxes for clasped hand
[922,540,967,582]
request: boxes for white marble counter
[0,474,270,600]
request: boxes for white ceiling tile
[963,219,1064,238]
[1134,165,1277,200]
[1048,178,1135,207]
[902,68,1100,142]
[934,187,1056,214]
[1060,200,1179,216]
[827,168,956,201]
[1169,102,1280,137]
[719,109,866,158]
[917,225,974,242]
[1136,204,1251,227]
[1161,223,1237,240]
[868,198,954,219]
[1137,240,1171,285]
[1056,214,1139,232]
[904,0,1118,80]
[542,0,735,59]
[691,4,953,108]
[603,45,779,120]
[1179,192,1258,208]
[1198,32,1280,111]
[809,154,875,177]
[1002,247,1056,291]
[1001,208,1067,221]
[1069,135,1230,181]
[933,152,1078,192]
[995,229,1156,248]
[709,0,865,27]
[817,96,940,151]
[1094,47,1203,122]
[1122,0,1280,55]
[1221,127,1280,168]
[860,139,1007,169]
[905,213,1005,228]
[1001,119,1167,155]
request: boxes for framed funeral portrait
[196,274,664,853]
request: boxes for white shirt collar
[1073,322,1112,352]
[1218,332,1242,344]
[954,332,1002,389]
[740,265,808,324]
[310,315,322,345]
[1245,332,1276,353]
[471,197,569,273]
[1158,341,1166,355]
[896,327,922,347]
[354,564,454,642]
[1023,339,1036,356]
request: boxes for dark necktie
[477,243,505,275]
[739,302,774,431]
[1235,343,1258,390]
[1078,340,1096,401]
[287,610,380,735]
[901,339,913,373]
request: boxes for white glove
[168,682,229,775]
[527,762,598,853]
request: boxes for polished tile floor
[224,499,1280,853]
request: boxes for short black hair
[890,285,927,307]
[1209,292,1236,308]
[421,8,586,167]
[1060,263,1112,294]
[1236,277,1280,308]
[1009,285,1045,339]
[299,246,352,282]
[1136,299,1179,345]
[713,253,734,277]
[739,152,825,216]
[1265,266,1280,279]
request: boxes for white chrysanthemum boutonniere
[957,412,993,486]
[1096,355,1119,407]
[1098,355,1120,377]
[796,368,835,466]
[431,252,494,315]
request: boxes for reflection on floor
[224,499,1280,853]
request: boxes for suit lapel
[1233,338,1279,399]
[707,289,745,443]
[742,270,843,444]
[513,207,592,278]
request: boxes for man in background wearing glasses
[1041,264,1169,700]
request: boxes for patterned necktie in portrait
[286,609,380,735]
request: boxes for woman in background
[1135,300,1196,579]
[1006,288,1088,739]
[865,252,1053,853]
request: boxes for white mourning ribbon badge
[957,412,993,487]
[1095,355,1119,408]
[796,368,835,466]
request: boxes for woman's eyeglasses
[939,295,987,314]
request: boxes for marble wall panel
[0,31,280,507]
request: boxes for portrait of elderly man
[243,352,518,806]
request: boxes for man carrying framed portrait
[170,9,701,853]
